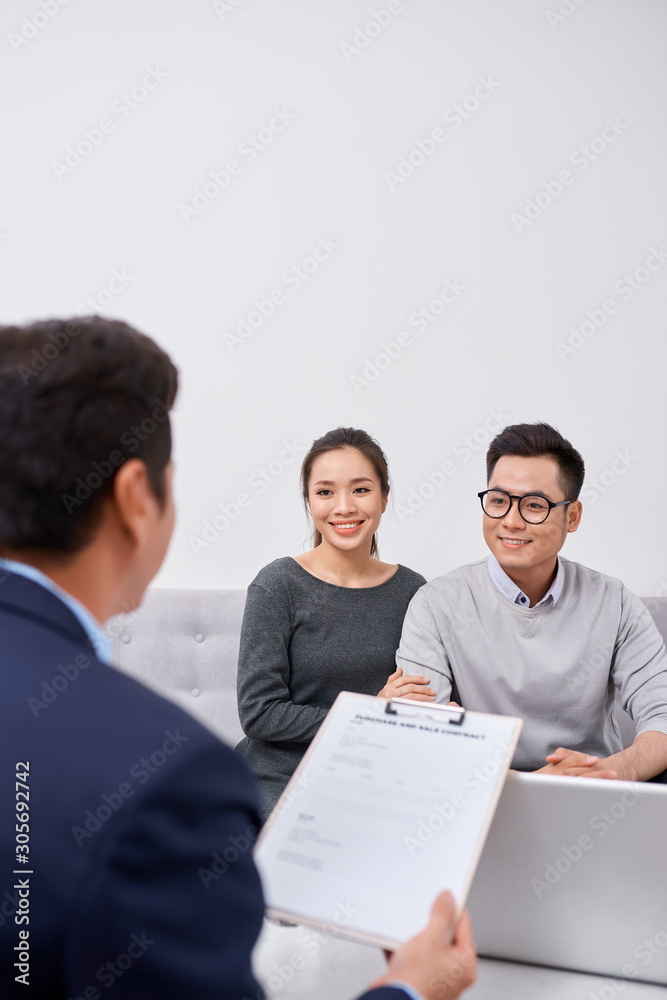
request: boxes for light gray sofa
[107,588,667,752]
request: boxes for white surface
[255,694,521,945]
[253,919,667,999]
[2,1,667,594]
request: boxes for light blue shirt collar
[0,557,112,664]
[387,984,425,1000]
[487,554,563,609]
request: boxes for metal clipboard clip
[384,698,466,727]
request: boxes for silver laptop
[467,770,667,985]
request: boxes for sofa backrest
[108,588,246,745]
[107,590,667,751]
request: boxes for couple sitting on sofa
[236,421,667,817]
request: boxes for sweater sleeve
[395,588,454,702]
[236,581,328,743]
[612,586,667,738]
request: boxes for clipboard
[254,692,522,949]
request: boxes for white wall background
[2,0,666,594]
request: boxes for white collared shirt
[487,553,563,609]
[0,557,112,664]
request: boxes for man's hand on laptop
[536,747,618,779]
[379,667,436,701]
[370,890,477,1000]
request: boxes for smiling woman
[235,427,430,820]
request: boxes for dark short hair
[300,427,390,558]
[486,422,585,500]
[0,316,178,554]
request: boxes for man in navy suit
[0,317,476,999]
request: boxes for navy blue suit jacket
[0,571,408,1000]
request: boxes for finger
[385,668,402,682]
[545,747,572,762]
[452,908,476,954]
[447,701,461,708]
[391,684,435,701]
[557,767,618,779]
[547,754,600,767]
[391,683,435,697]
[425,890,457,938]
[399,675,431,685]
[546,750,598,765]
[548,756,599,768]
[450,910,477,988]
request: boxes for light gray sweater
[396,557,667,770]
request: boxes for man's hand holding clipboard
[370,891,477,999]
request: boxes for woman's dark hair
[0,316,178,554]
[486,422,585,500]
[300,427,390,558]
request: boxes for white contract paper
[254,692,522,948]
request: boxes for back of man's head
[0,316,178,556]
[486,422,585,500]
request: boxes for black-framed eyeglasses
[477,489,573,525]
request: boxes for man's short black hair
[486,422,585,500]
[0,316,178,554]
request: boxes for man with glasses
[395,422,667,781]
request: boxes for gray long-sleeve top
[235,557,425,814]
[396,557,667,770]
